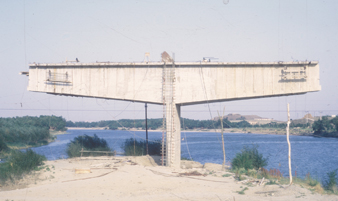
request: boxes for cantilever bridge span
[23,60,321,168]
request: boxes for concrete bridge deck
[26,61,320,105]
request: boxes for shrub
[148,140,162,156]
[247,169,257,177]
[323,169,337,193]
[0,149,46,184]
[232,167,247,181]
[66,143,83,158]
[232,145,267,170]
[0,138,9,152]
[122,138,161,156]
[66,134,113,158]
[260,167,270,179]
[308,179,319,187]
[305,173,319,187]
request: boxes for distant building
[302,113,314,120]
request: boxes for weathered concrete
[27,61,321,105]
[24,60,321,168]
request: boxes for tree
[237,120,251,128]
[312,116,333,134]
[331,117,338,132]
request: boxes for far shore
[65,127,318,137]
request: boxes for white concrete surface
[27,61,321,105]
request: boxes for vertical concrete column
[165,104,181,169]
[163,62,181,169]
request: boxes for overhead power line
[1,108,337,113]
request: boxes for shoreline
[65,127,319,137]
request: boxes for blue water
[28,129,338,181]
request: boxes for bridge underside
[44,91,307,106]
[24,61,321,168]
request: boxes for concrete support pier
[165,104,181,169]
[162,62,181,168]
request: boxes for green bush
[0,138,9,152]
[122,138,161,156]
[305,173,320,187]
[66,142,82,158]
[0,149,46,184]
[231,145,268,170]
[234,167,247,181]
[308,178,319,187]
[323,169,337,192]
[66,134,113,158]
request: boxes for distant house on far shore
[213,113,275,125]
[292,113,337,125]
[213,113,337,126]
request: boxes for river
[28,129,338,182]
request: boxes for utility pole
[218,108,226,171]
[145,103,148,155]
[286,103,292,185]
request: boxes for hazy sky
[1,0,337,122]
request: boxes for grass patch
[122,138,161,156]
[181,156,193,161]
[279,174,325,194]
[232,167,247,181]
[259,168,283,180]
[225,147,338,196]
[66,134,114,157]
[0,149,46,185]
[237,187,249,195]
[305,173,320,187]
[265,180,277,185]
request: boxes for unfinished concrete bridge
[22,58,321,168]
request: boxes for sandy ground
[0,156,336,201]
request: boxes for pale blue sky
[0,0,337,122]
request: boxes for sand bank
[0,156,336,201]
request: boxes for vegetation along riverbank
[1,113,336,159]
[0,115,67,157]
[65,114,338,137]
